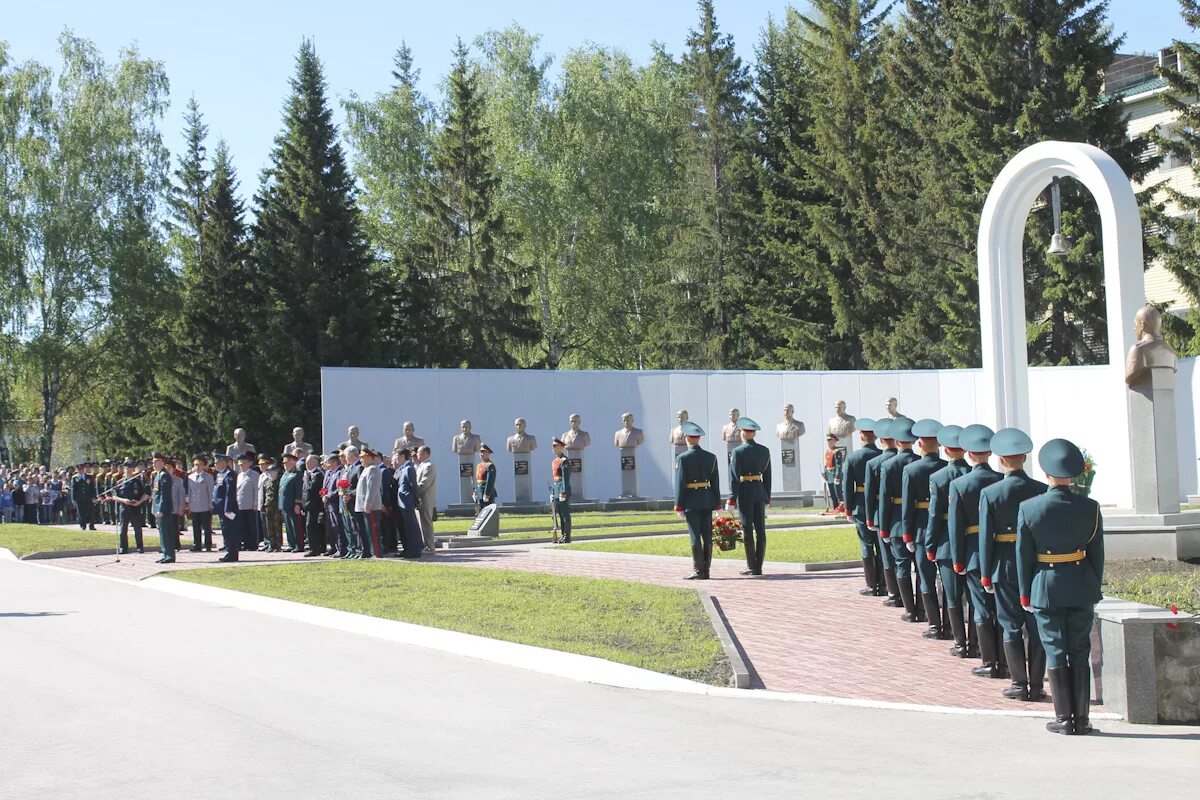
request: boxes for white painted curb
[0,546,17,561]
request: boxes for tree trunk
[40,366,59,467]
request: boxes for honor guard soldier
[725,417,771,576]
[949,424,1006,678]
[979,428,1048,701]
[71,462,98,530]
[550,438,572,543]
[902,419,947,635]
[842,418,883,595]
[150,453,176,564]
[1017,439,1104,735]
[212,453,239,560]
[924,425,975,656]
[864,419,901,606]
[674,421,720,580]
[474,445,497,514]
[114,459,147,554]
[879,417,922,621]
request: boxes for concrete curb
[699,592,751,689]
[539,547,860,573]
[22,548,120,560]
[0,546,17,561]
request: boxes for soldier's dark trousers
[1032,605,1094,670]
[77,504,92,530]
[916,548,939,594]
[306,507,326,555]
[118,507,143,551]
[283,508,301,550]
[190,511,213,550]
[738,499,766,572]
[854,519,883,591]
[157,514,177,561]
[964,571,994,625]
[685,510,713,575]
[555,500,572,541]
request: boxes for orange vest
[824,450,836,469]
[552,457,565,479]
[476,461,490,481]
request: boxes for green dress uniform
[71,467,97,530]
[551,451,572,543]
[1017,439,1104,735]
[979,428,1048,701]
[879,417,919,620]
[261,471,282,551]
[151,464,176,563]
[863,419,900,605]
[841,419,882,595]
[674,422,721,580]
[279,465,303,551]
[901,419,947,633]
[114,468,147,553]
[728,418,771,576]
[474,457,497,514]
[923,425,972,656]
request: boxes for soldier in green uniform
[725,416,771,576]
[1017,439,1104,735]
[71,462,98,531]
[842,418,883,595]
[979,428,1048,702]
[879,417,921,622]
[473,445,497,514]
[550,438,572,543]
[113,459,147,554]
[259,456,282,551]
[674,421,720,580]
[864,419,901,607]
[924,425,975,657]
[949,425,1006,679]
[902,419,947,635]
[150,453,176,564]
[279,452,303,552]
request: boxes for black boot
[1027,637,1047,701]
[947,605,969,657]
[684,543,706,580]
[860,557,878,595]
[1046,667,1073,735]
[1071,662,1094,735]
[995,624,1010,679]
[882,567,903,607]
[966,617,980,659]
[873,553,886,595]
[920,592,944,639]
[898,577,920,621]
[972,619,1003,678]
[1001,639,1029,700]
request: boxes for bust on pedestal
[392,421,425,456]
[1126,305,1180,515]
[613,412,645,498]
[339,425,368,452]
[721,408,741,464]
[884,397,901,420]
[451,420,482,505]
[506,418,538,503]
[561,414,592,500]
[283,427,314,458]
[669,409,690,459]
[828,401,856,453]
[776,404,805,493]
[226,428,256,460]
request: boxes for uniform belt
[686,481,711,489]
[854,483,865,493]
[1037,550,1085,564]
[965,525,980,535]
[739,474,763,481]
[890,498,902,505]
[915,501,929,509]
[994,533,1017,543]
[942,514,948,521]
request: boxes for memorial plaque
[780,447,801,492]
[621,455,636,471]
[513,459,532,502]
[459,463,472,478]
[781,448,796,465]
[457,455,475,504]
[514,460,529,476]
[568,458,583,472]
[619,446,640,498]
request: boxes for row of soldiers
[843,416,1104,735]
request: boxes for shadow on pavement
[0,611,71,618]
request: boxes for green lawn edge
[562,525,862,563]
[0,523,163,558]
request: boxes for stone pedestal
[673,444,687,461]
[568,452,589,500]
[467,504,500,538]
[512,457,532,503]
[457,455,474,504]
[1128,367,1180,515]
[779,441,801,493]
[618,447,640,498]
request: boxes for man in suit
[379,454,400,554]
[473,445,497,513]
[726,416,771,576]
[301,455,326,557]
[924,425,975,657]
[355,448,383,559]
[674,421,721,580]
[550,438,572,543]
[414,446,437,553]
[879,417,920,621]
[114,460,147,554]
[980,428,1049,702]
[1017,438,1104,735]
[212,453,239,559]
[342,446,365,559]
[843,418,883,595]
[901,419,947,635]
[949,425,1006,679]
[150,453,176,564]
[322,453,344,557]
[864,419,901,607]
[231,453,259,561]
[186,455,215,552]
[395,448,422,559]
[279,451,303,552]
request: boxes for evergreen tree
[169,96,209,273]
[251,39,377,445]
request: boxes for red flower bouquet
[711,514,744,551]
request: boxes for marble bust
[613,413,645,448]
[392,421,425,454]
[561,413,591,450]
[506,418,538,453]
[226,428,256,459]
[669,409,689,447]
[339,425,368,451]
[722,408,741,443]
[884,397,901,420]
[1125,305,1178,386]
[283,426,314,457]
[827,401,856,439]
[776,404,805,441]
[451,420,482,455]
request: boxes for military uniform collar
[1005,469,1029,479]
[952,458,968,467]
[971,463,994,472]
[883,447,897,454]
[922,453,940,461]
[1049,485,1072,494]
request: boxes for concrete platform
[1102,509,1200,559]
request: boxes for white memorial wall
[322,360,1200,511]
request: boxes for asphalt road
[1,558,1197,800]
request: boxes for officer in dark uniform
[71,462,98,530]
[150,453,176,564]
[980,428,1048,702]
[726,417,771,576]
[673,421,720,580]
[550,438,572,543]
[1017,439,1104,735]
[924,425,975,656]
[902,419,947,635]
[879,417,921,621]
[842,418,883,595]
[212,452,239,561]
[864,419,901,607]
[949,424,1006,679]
[114,459,147,554]
[474,444,497,514]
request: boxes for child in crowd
[0,484,12,523]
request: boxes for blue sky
[4,0,1191,191]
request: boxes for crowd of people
[0,464,77,524]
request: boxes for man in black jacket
[301,455,326,557]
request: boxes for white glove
[677,511,686,520]
[1022,604,1034,614]
[724,502,735,512]
[224,512,235,520]
[984,584,995,595]
[905,541,916,553]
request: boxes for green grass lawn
[1104,559,1200,614]
[168,560,729,683]
[0,523,162,558]
[433,510,682,534]
[564,525,862,564]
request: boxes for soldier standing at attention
[949,425,1006,679]
[550,438,572,543]
[843,419,883,595]
[979,428,1048,702]
[474,444,497,514]
[1017,439,1103,735]
[879,418,921,622]
[71,462,97,531]
[902,419,947,635]
[279,452,303,552]
[924,425,975,657]
[114,459,147,554]
[726,417,771,577]
[674,421,720,580]
[150,453,176,564]
[864,419,901,607]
